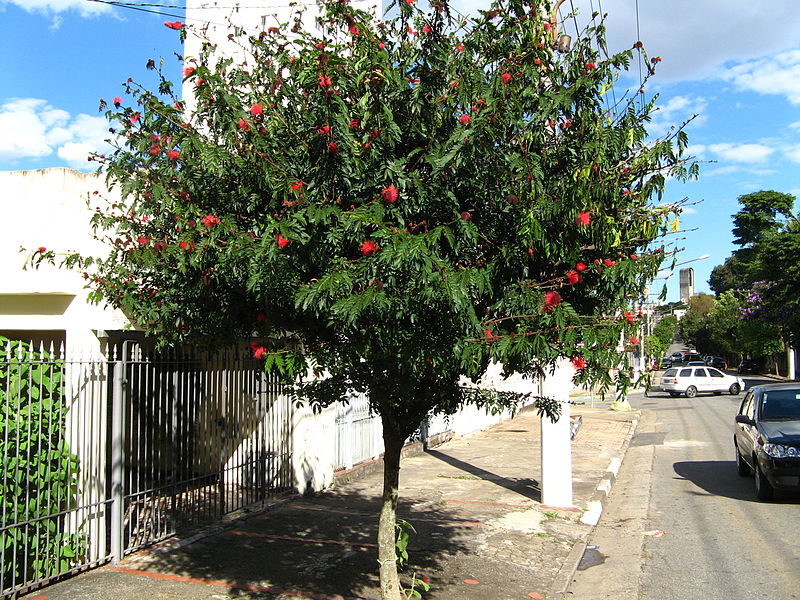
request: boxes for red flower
[567,270,581,285]
[360,240,378,256]
[422,24,431,34]
[571,355,587,370]
[459,114,471,125]
[630,253,638,260]
[379,42,386,50]
[129,113,140,123]
[348,24,359,35]
[238,118,249,130]
[575,211,591,227]
[349,119,360,128]
[113,96,122,107]
[624,312,635,324]
[318,74,332,88]
[575,262,587,272]
[317,125,331,135]
[500,72,512,85]
[164,21,183,30]
[250,103,263,116]
[629,337,640,345]
[179,240,195,251]
[291,181,304,191]
[544,291,562,312]
[484,329,494,339]
[201,214,220,228]
[167,149,180,160]
[381,185,399,203]
[276,234,289,248]
[622,188,630,195]
[328,141,338,154]
[456,43,464,52]
[405,0,414,3]
[585,62,596,70]
[137,236,150,246]
[183,66,195,77]
[252,345,267,359]
[38,246,47,252]
[603,259,616,267]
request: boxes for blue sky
[2,0,799,303]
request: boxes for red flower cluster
[317,125,331,135]
[459,114,471,125]
[571,355,587,370]
[575,262,587,272]
[183,67,195,77]
[113,96,122,107]
[603,259,616,267]
[348,24,359,35]
[543,291,562,312]
[201,214,220,228]
[500,72,512,85]
[567,270,581,285]
[360,240,378,256]
[623,312,635,324]
[575,211,591,227]
[179,240,195,252]
[250,104,263,116]
[291,181,304,191]
[629,337,640,345]
[276,234,290,248]
[164,21,183,30]
[328,141,338,155]
[381,185,398,203]
[238,118,249,130]
[249,342,267,359]
[167,149,180,161]
[318,74,332,88]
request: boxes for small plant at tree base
[42,0,695,597]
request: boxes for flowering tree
[48,0,693,596]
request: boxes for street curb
[546,411,641,599]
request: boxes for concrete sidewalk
[35,400,639,600]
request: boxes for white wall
[1,168,131,351]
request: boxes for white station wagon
[661,366,745,398]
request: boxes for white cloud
[0,98,113,170]
[649,95,708,136]
[784,144,800,164]
[722,50,800,105]
[1,0,110,16]
[707,143,774,163]
[790,121,800,131]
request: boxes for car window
[664,369,677,377]
[679,369,692,377]
[760,390,800,420]
[708,368,724,378]
[693,369,707,377]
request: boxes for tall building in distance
[679,268,695,304]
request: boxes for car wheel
[735,441,751,476]
[729,383,741,395]
[754,459,774,501]
[685,386,697,398]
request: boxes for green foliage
[0,338,83,588]
[679,293,716,354]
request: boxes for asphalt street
[567,376,800,600]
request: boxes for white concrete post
[540,359,573,508]
[788,347,796,380]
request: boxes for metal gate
[1,341,294,598]
[334,391,382,471]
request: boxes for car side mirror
[735,415,754,426]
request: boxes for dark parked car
[682,352,703,364]
[706,356,728,370]
[734,383,800,500]
[671,352,684,363]
[654,358,672,370]
[738,359,759,374]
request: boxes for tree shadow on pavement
[129,487,473,599]
[425,449,541,502]
[673,460,800,504]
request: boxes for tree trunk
[377,420,404,600]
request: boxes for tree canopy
[40,1,694,596]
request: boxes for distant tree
[646,314,677,361]
[705,290,743,357]
[37,1,693,596]
[731,190,794,255]
[679,293,715,353]
[708,255,745,297]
